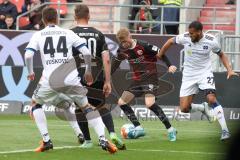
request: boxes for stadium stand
[199,0,236,33]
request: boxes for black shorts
[126,74,173,97]
[126,74,159,97]
[83,81,105,108]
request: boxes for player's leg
[118,91,141,127]
[31,84,54,152]
[61,103,84,144]
[31,101,53,152]
[179,79,213,119]
[87,83,116,136]
[75,107,93,148]
[198,72,230,140]
[98,104,126,150]
[86,109,117,153]
[87,82,126,150]
[145,93,177,141]
[206,91,230,140]
[74,99,117,153]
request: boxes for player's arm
[218,51,239,79]
[72,31,93,85]
[102,50,112,97]
[145,41,176,73]
[102,50,111,83]
[24,49,35,81]
[156,37,175,59]
[77,45,93,85]
[25,33,39,81]
[212,38,238,79]
[111,50,125,75]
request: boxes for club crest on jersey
[203,46,208,50]
[137,50,143,56]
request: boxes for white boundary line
[0,123,220,134]
[0,145,225,155]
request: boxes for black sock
[75,108,91,141]
[120,104,140,127]
[149,103,171,129]
[99,107,115,133]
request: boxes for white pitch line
[0,146,225,155]
[0,146,80,154]
[0,122,220,134]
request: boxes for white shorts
[180,72,216,97]
[32,82,88,107]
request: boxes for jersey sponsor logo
[137,50,143,56]
[129,56,144,64]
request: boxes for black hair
[188,21,203,31]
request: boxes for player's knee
[180,105,190,113]
[31,103,42,112]
[145,101,155,108]
[145,94,155,108]
[206,94,217,104]
[31,100,36,106]
[118,98,127,106]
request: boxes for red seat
[10,0,24,13]
[19,16,30,27]
[48,0,68,16]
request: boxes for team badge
[137,50,143,56]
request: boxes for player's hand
[103,82,111,97]
[27,73,35,81]
[227,70,239,79]
[168,65,177,74]
[84,72,93,86]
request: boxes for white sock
[33,107,50,142]
[87,110,105,138]
[167,126,174,133]
[191,103,204,113]
[135,125,143,130]
[213,105,229,132]
[63,106,82,136]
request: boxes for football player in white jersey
[157,21,238,140]
[24,7,95,152]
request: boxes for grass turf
[0,115,237,160]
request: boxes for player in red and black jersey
[111,28,177,141]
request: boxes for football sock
[190,103,204,112]
[211,102,229,132]
[63,106,82,136]
[75,108,91,140]
[98,107,115,133]
[87,111,105,138]
[149,103,171,129]
[32,104,50,142]
[120,104,141,127]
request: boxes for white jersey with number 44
[175,33,221,78]
[26,25,87,85]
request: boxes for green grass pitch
[0,115,237,160]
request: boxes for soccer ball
[120,123,135,139]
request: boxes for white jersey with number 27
[175,32,221,78]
